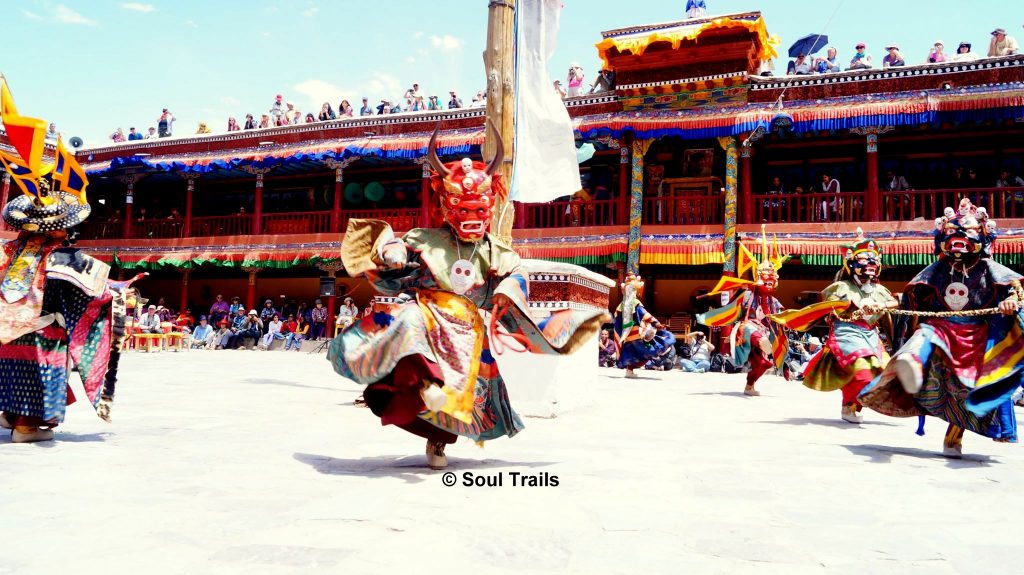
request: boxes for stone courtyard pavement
[2,350,1022,575]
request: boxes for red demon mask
[427,122,505,242]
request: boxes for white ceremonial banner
[509,0,582,203]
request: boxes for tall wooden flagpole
[484,0,516,244]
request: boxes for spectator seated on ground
[336,297,359,331]
[138,305,162,334]
[679,331,714,373]
[310,299,329,341]
[211,320,232,350]
[284,316,309,351]
[598,329,618,367]
[226,310,263,350]
[786,336,822,380]
[190,317,214,349]
[644,338,677,371]
[260,314,287,349]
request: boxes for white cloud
[54,4,97,25]
[293,73,404,112]
[120,3,156,12]
[293,79,345,110]
[185,19,198,28]
[22,9,43,20]
[429,34,464,53]
[261,31,272,38]
[406,56,416,64]
[412,31,424,40]
[302,6,319,17]
[220,96,241,106]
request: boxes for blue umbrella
[788,34,829,58]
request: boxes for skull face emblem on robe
[944,282,969,311]
[449,259,475,295]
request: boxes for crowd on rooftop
[783,26,1018,75]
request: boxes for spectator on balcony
[813,47,840,73]
[952,41,979,62]
[110,128,126,142]
[136,207,148,221]
[319,102,336,121]
[305,113,316,123]
[377,99,391,115]
[390,100,402,114]
[589,68,616,93]
[108,209,122,225]
[259,114,271,128]
[244,114,257,130]
[191,317,214,349]
[158,108,175,137]
[404,89,418,112]
[286,102,301,125]
[227,117,241,132]
[927,41,948,63]
[848,42,873,70]
[427,95,443,111]
[283,314,308,351]
[793,53,813,75]
[567,62,584,97]
[764,176,786,217]
[145,127,157,139]
[260,314,286,349]
[821,173,841,221]
[167,208,182,220]
[988,28,1019,57]
[46,122,58,141]
[139,305,162,334]
[338,100,354,117]
[237,206,247,216]
[196,122,212,134]
[598,329,617,367]
[882,44,905,67]
[127,127,143,141]
[885,170,912,191]
[270,94,285,126]
[359,97,373,116]
[553,79,566,99]
[996,169,1024,188]
[310,299,329,340]
[951,166,969,188]
[448,90,463,109]
[411,83,424,110]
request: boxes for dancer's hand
[378,239,419,271]
[999,298,1020,315]
[860,303,880,316]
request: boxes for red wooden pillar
[865,133,880,221]
[183,176,195,237]
[739,146,753,225]
[253,172,264,235]
[515,201,528,228]
[180,270,190,312]
[618,139,631,225]
[244,268,258,311]
[419,162,432,228]
[331,167,343,233]
[123,181,135,239]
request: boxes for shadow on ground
[842,443,999,467]
[759,417,900,429]
[294,452,558,484]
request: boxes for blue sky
[4,0,1021,145]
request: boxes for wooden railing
[262,211,331,235]
[643,195,723,225]
[882,187,1024,221]
[751,191,866,223]
[191,215,252,237]
[134,219,186,239]
[523,199,620,228]
[340,208,420,232]
[76,220,122,240]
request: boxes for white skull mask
[944,282,969,311]
[449,259,475,294]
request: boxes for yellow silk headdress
[707,225,788,295]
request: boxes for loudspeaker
[319,276,336,297]
[69,136,84,149]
